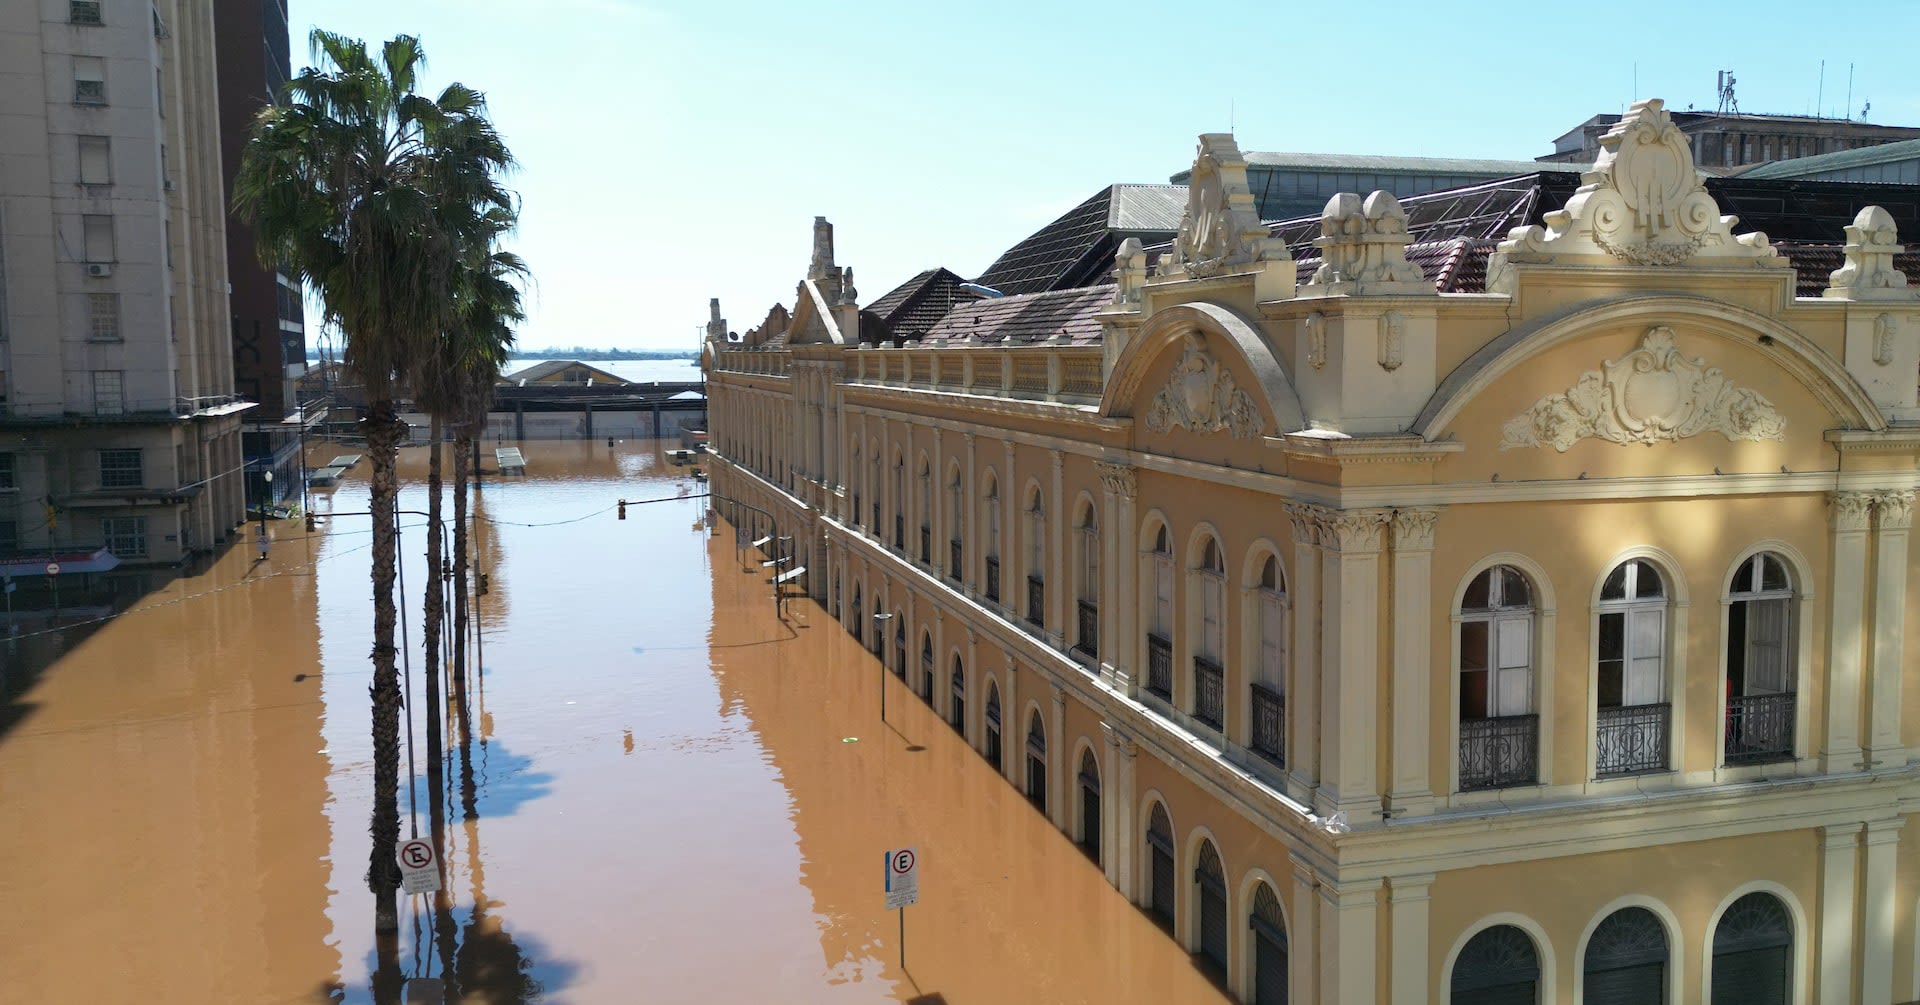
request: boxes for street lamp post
[257,470,273,561]
[872,611,894,723]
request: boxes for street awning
[773,566,806,585]
[0,546,122,579]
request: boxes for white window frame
[1460,565,1537,720]
[92,370,124,415]
[1196,540,1225,664]
[99,447,142,489]
[102,515,147,558]
[1586,550,1688,789]
[88,292,119,341]
[1715,544,1815,780]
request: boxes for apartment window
[155,68,164,118]
[0,453,14,489]
[1725,552,1797,765]
[69,1,104,25]
[74,57,106,104]
[79,136,111,185]
[102,516,148,558]
[92,370,125,415]
[83,215,114,263]
[1597,558,1670,777]
[1459,565,1539,790]
[88,293,119,341]
[99,448,143,489]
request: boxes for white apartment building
[0,0,248,568]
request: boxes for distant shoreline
[505,348,700,361]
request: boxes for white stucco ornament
[1826,206,1915,300]
[1305,191,1432,295]
[1144,334,1265,440]
[1500,327,1786,451]
[1491,99,1781,276]
[1161,134,1289,280]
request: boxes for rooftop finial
[809,216,835,281]
[1826,206,1914,300]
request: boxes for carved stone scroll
[1143,334,1266,440]
[1160,134,1290,280]
[1500,326,1786,451]
[1306,191,1432,296]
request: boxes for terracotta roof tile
[921,286,1113,347]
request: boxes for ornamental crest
[1500,327,1785,451]
[1162,134,1288,280]
[1145,335,1265,440]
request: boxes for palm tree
[233,30,515,939]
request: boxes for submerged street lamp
[872,611,894,722]
[256,470,274,561]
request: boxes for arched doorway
[1583,906,1668,1004]
[919,634,934,702]
[892,615,905,678]
[1025,710,1047,813]
[1711,893,1791,1004]
[1249,880,1288,1005]
[1194,839,1228,977]
[983,682,1002,769]
[1451,923,1541,1005]
[1076,748,1100,864]
[949,656,966,734]
[851,587,863,644]
[1146,803,1175,930]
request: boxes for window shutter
[1494,616,1532,716]
[1625,608,1665,706]
[1745,598,1788,694]
[1260,592,1285,687]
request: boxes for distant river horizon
[306,357,705,384]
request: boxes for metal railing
[1250,683,1285,765]
[1725,692,1796,765]
[1458,714,1538,791]
[1596,703,1671,777]
[949,539,963,581]
[1075,599,1099,660]
[984,556,1000,603]
[1026,575,1045,628]
[1146,634,1172,700]
[1193,655,1224,729]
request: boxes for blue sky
[289,0,1918,351]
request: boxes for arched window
[869,452,881,533]
[984,473,1002,603]
[920,633,934,701]
[831,569,841,619]
[947,468,963,581]
[1583,907,1668,1004]
[1459,565,1539,791]
[1146,803,1175,929]
[1025,710,1047,813]
[949,655,965,733]
[1193,538,1226,730]
[1075,505,1100,660]
[1076,748,1100,862]
[892,615,906,679]
[1711,893,1791,1004]
[850,442,862,527]
[917,459,931,562]
[1147,525,1174,700]
[851,586,864,644]
[1194,839,1228,975]
[1250,556,1288,765]
[1451,924,1541,1005]
[1726,553,1797,765]
[1249,881,1289,1005]
[1025,490,1046,628]
[1597,559,1670,777]
[983,681,1002,769]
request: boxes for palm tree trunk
[423,418,447,867]
[451,423,471,714]
[364,400,406,937]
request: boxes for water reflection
[0,439,1227,1003]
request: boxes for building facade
[1542,109,1920,172]
[705,100,1920,1004]
[0,0,249,566]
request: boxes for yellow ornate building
[703,99,1920,1004]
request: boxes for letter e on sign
[883,846,919,910]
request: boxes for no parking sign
[884,846,918,910]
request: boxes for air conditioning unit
[86,263,112,278]
[163,179,174,192]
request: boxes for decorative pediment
[706,298,729,342]
[1144,334,1265,440]
[1826,206,1917,301]
[1492,99,1782,274]
[1304,191,1432,296]
[1159,134,1289,280]
[1112,237,1148,311]
[1500,327,1786,451]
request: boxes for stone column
[1863,819,1904,1004]
[1389,873,1435,1005]
[1818,823,1861,1005]
[1319,509,1390,824]
[1284,504,1323,798]
[1101,722,1133,892]
[1049,449,1066,646]
[963,432,977,593]
[1096,462,1137,684]
[931,429,944,567]
[963,626,978,746]
[1389,509,1439,818]
[1319,877,1379,1005]
[1290,861,1321,1005]
[878,417,892,544]
[1824,492,1874,773]
[1002,651,1021,788]
[1050,685,1069,832]
[1868,491,1912,766]
[1003,441,1018,618]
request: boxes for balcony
[984,556,1000,603]
[1146,634,1172,700]
[919,524,930,564]
[1459,714,1539,791]
[1596,703,1671,777]
[1725,692,1796,765]
[1193,655,1223,730]
[1074,599,1098,661]
[949,539,963,582]
[1250,683,1285,766]
[1025,575,1045,628]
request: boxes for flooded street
[0,439,1231,1003]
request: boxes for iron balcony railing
[1026,575,1045,628]
[919,525,930,563]
[1596,702,1671,777]
[1075,599,1098,661]
[1193,655,1224,730]
[1146,634,1173,700]
[1459,713,1539,791]
[1250,682,1285,766]
[984,556,1000,603]
[950,539,962,582]
[1725,692,1796,765]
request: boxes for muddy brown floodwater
[0,439,1232,1004]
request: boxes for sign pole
[899,905,905,970]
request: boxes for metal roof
[1108,184,1187,231]
[921,285,1112,347]
[1739,137,1920,180]
[1170,151,1578,183]
[860,267,970,344]
[975,185,1181,297]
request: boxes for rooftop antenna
[1846,63,1854,121]
[1862,98,1872,121]
[1716,70,1739,114]
[1817,60,1824,120]
[1229,97,1235,134]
